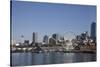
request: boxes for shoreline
[11,50,96,53]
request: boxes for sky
[11,1,96,43]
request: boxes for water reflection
[11,52,96,66]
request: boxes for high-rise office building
[91,22,96,40]
[32,32,38,44]
[43,35,49,44]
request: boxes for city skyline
[11,1,96,43]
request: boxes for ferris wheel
[63,31,76,41]
[62,31,76,50]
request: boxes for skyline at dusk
[11,1,96,43]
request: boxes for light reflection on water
[11,52,96,66]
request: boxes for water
[11,52,96,66]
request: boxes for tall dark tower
[32,32,38,44]
[91,22,96,40]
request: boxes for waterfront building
[24,40,29,46]
[82,32,89,40]
[52,33,59,40]
[60,35,64,41]
[43,35,49,44]
[76,35,81,41]
[91,22,96,40]
[81,32,86,40]
[52,33,59,45]
[49,38,56,46]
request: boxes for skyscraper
[32,32,38,44]
[91,22,96,40]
